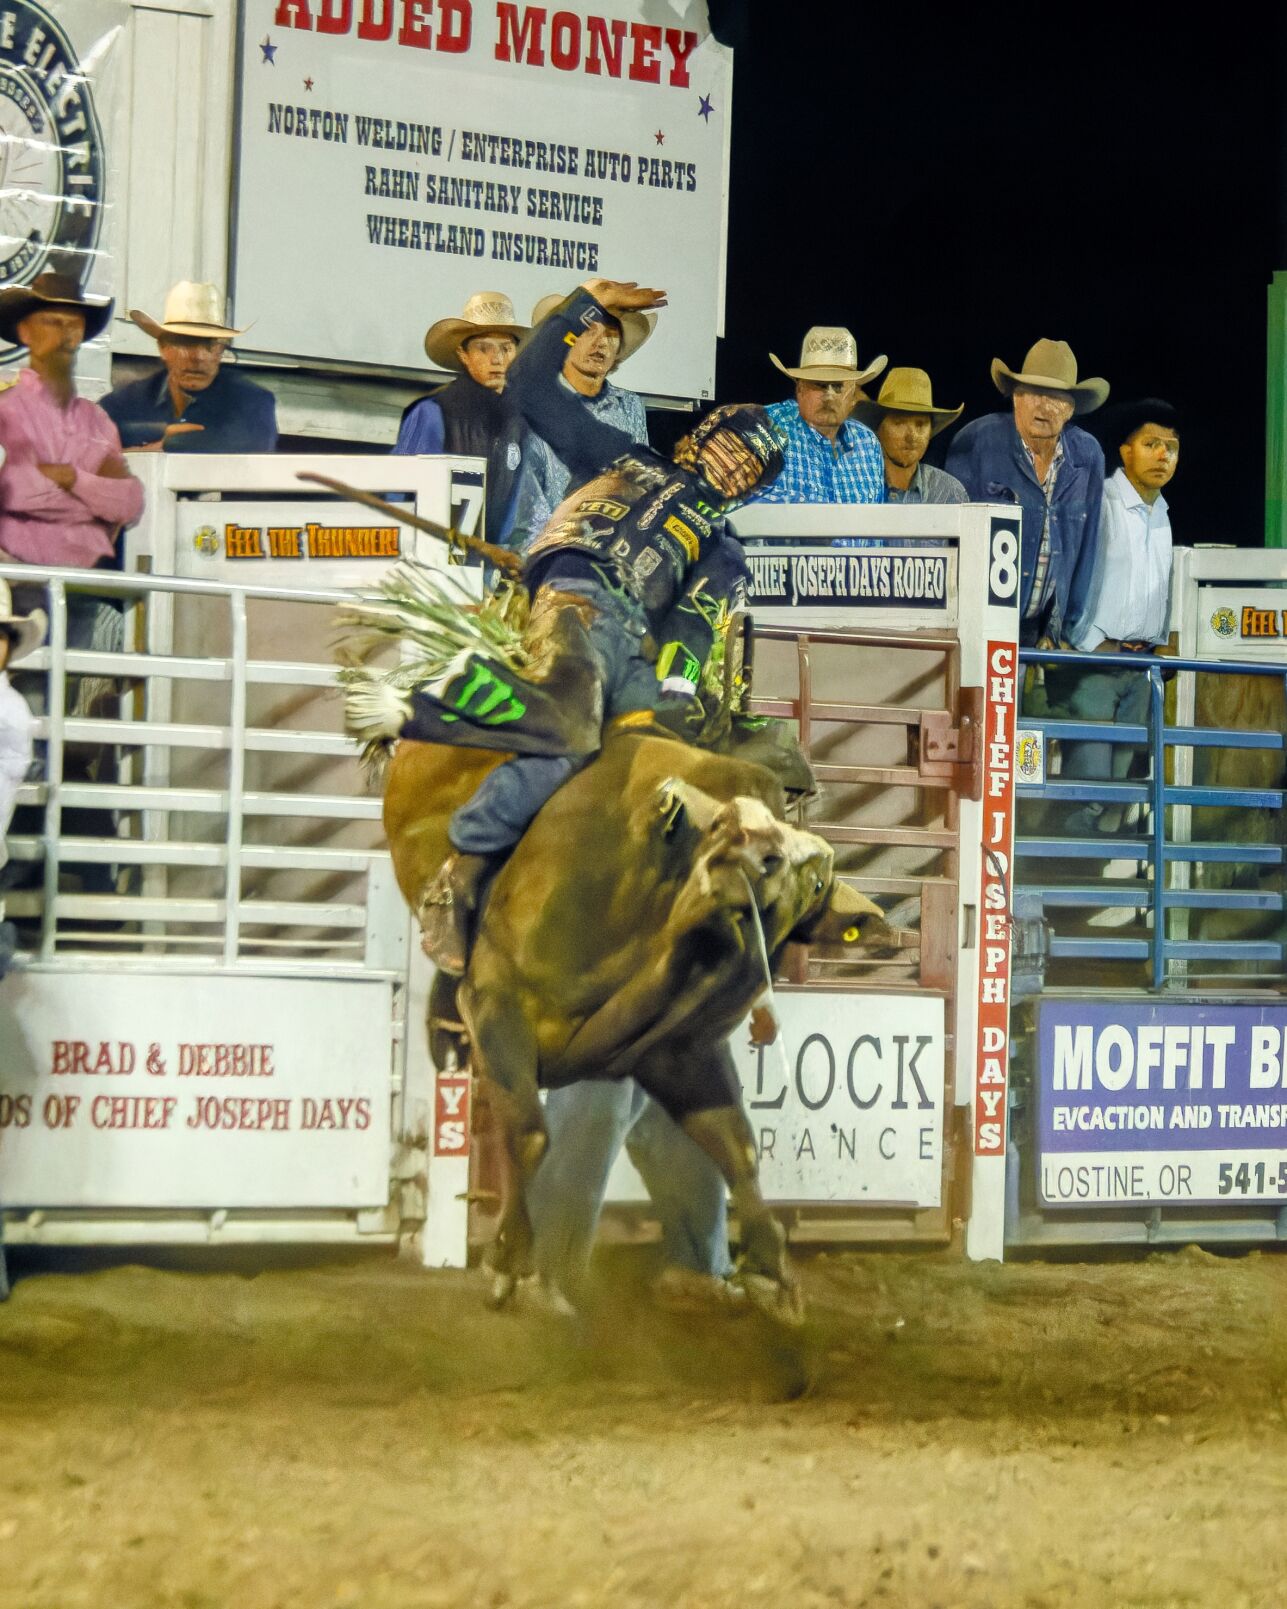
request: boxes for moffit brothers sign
[271,0,702,85]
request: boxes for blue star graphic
[260,35,277,63]
[698,93,713,121]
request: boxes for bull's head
[656,780,842,955]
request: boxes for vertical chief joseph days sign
[235,1,732,399]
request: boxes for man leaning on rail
[1057,399,1180,837]
[101,281,278,455]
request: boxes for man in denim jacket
[946,339,1109,646]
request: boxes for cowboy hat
[530,292,654,366]
[991,338,1109,415]
[0,579,46,665]
[130,281,245,342]
[0,272,113,346]
[770,326,887,387]
[424,292,528,370]
[851,367,964,437]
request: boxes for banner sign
[1196,587,1287,660]
[0,0,126,392]
[174,496,481,585]
[1036,1000,1287,1207]
[607,992,946,1207]
[742,542,952,613]
[973,638,1017,1157]
[234,1,731,398]
[0,971,394,1209]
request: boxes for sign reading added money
[235,1,731,398]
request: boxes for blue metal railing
[1014,648,1286,988]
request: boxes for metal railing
[1,562,404,977]
[1014,647,1286,988]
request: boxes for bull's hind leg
[636,1040,802,1327]
[458,983,547,1309]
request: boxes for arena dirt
[1,1243,1285,1609]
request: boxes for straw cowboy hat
[0,579,45,664]
[851,367,964,437]
[0,272,113,346]
[424,292,528,369]
[770,326,887,387]
[530,292,654,366]
[130,281,245,341]
[990,338,1109,415]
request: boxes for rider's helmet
[672,403,786,504]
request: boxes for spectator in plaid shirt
[946,339,1108,646]
[750,326,887,504]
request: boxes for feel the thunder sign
[235,1,731,398]
[1036,1000,1287,1208]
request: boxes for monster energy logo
[441,661,527,726]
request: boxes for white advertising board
[1194,587,1287,660]
[0,971,394,1209]
[173,497,479,587]
[607,992,946,1208]
[234,0,731,399]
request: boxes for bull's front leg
[640,1040,802,1327]
[458,978,547,1309]
[681,1104,802,1327]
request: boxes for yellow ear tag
[842,925,861,943]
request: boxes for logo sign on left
[0,0,109,352]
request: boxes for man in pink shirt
[0,273,143,568]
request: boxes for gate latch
[916,688,983,797]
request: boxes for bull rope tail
[737,869,791,1083]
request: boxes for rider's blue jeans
[526,1079,731,1290]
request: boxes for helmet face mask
[673,403,785,505]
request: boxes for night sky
[699,6,1285,548]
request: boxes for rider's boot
[419,852,494,976]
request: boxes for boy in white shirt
[1064,400,1180,834]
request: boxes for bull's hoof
[485,1268,518,1310]
[735,1270,806,1329]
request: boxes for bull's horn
[656,777,723,836]
[808,880,885,945]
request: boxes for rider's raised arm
[505,288,637,482]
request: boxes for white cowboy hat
[991,339,1109,415]
[0,579,45,664]
[770,326,887,386]
[531,292,654,366]
[424,292,528,370]
[130,281,245,341]
[851,367,964,438]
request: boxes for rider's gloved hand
[654,686,703,738]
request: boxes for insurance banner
[0,0,127,393]
[1036,999,1287,1208]
[234,1,731,399]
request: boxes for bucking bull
[333,555,885,1326]
[382,718,883,1325]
